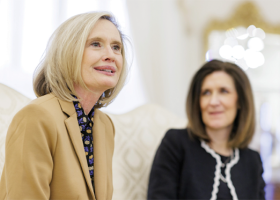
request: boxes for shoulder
[10,94,61,134]
[95,109,112,123]
[29,93,57,105]
[6,95,58,148]
[152,129,190,165]
[95,109,114,127]
[18,93,60,119]
[240,148,261,158]
[16,94,59,120]
[163,128,194,144]
[95,109,115,136]
[239,148,262,165]
[160,128,190,150]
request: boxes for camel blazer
[0,93,115,200]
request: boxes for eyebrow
[201,86,233,91]
[86,37,122,47]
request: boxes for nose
[209,93,220,106]
[102,46,115,63]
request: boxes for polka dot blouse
[73,100,95,191]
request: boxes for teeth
[96,68,113,73]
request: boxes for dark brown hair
[186,59,255,148]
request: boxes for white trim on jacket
[201,140,240,200]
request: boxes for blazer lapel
[93,109,107,200]
[58,98,95,200]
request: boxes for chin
[101,81,118,90]
[206,121,226,129]
[208,126,225,130]
[95,77,118,89]
[207,122,232,130]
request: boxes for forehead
[87,19,121,41]
[201,71,235,88]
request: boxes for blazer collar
[92,109,108,200]
[57,97,76,117]
[58,99,107,200]
[57,97,107,200]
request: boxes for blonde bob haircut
[186,60,255,149]
[33,12,128,108]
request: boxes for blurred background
[0,0,280,198]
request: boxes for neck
[74,84,103,115]
[206,126,233,156]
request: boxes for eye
[221,88,229,93]
[91,42,101,47]
[112,44,121,52]
[201,90,210,96]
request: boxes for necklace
[220,174,227,183]
[221,154,233,167]
[220,151,234,183]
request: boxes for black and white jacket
[148,129,265,200]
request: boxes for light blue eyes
[91,42,100,47]
[90,42,121,52]
[113,45,121,51]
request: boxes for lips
[94,66,116,76]
[209,111,223,115]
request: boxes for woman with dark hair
[148,60,265,199]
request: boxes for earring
[97,92,106,105]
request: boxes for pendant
[220,174,227,183]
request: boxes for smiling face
[81,19,123,92]
[200,71,238,132]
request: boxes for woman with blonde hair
[0,11,127,200]
[148,60,265,199]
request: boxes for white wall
[2,0,280,119]
[127,0,190,118]
[126,0,280,118]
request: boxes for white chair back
[108,104,187,200]
[0,83,31,175]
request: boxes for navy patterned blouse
[73,100,95,191]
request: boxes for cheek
[224,98,238,119]
[82,49,99,67]
[199,98,208,111]
[199,99,208,122]
[116,56,123,71]
[81,62,91,79]
[224,96,238,110]
[81,49,91,65]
